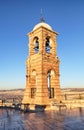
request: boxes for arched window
[47,70,51,90]
[46,37,50,53]
[47,70,54,98]
[34,37,39,53]
[47,70,51,98]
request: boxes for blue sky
[0,0,84,90]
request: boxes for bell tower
[22,19,62,110]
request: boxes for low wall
[50,99,84,110]
[63,99,84,109]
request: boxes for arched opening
[46,37,50,53]
[34,37,39,53]
[47,70,54,98]
[32,70,36,76]
[47,70,51,98]
[31,70,36,98]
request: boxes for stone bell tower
[22,19,62,110]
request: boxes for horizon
[0,87,84,91]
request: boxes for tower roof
[33,22,52,31]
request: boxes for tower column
[22,60,31,104]
[22,75,31,104]
[35,72,49,105]
[38,33,46,54]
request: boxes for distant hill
[62,88,84,92]
[0,88,24,92]
[0,89,24,96]
[0,88,84,92]
[0,88,84,100]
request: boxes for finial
[40,9,45,22]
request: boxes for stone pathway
[0,108,84,130]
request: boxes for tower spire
[40,9,45,22]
